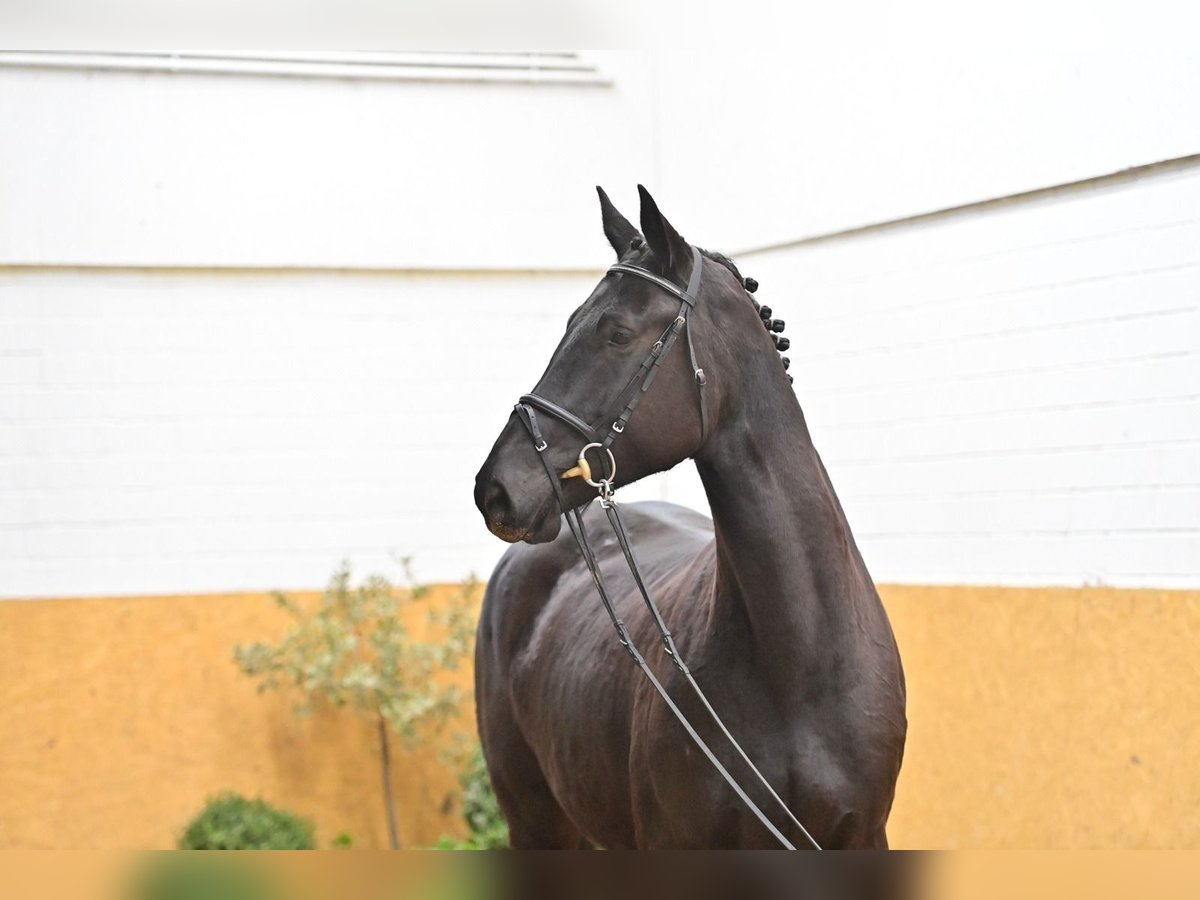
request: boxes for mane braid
[699,247,790,378]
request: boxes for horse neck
[693,366,875,685]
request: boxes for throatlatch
[513,246,821,851]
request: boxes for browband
[607,245,704,306]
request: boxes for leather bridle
[511,246,821,850]
[516,244,709,493]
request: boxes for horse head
[474,185,788,544]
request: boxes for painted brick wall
[685,162,1199,588]
[2,57,1198,598]
[0,270,597,597]
[4,164,1196,597]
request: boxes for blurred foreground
[5,851,1200,900]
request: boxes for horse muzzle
[475,478,562,544]
[474,433,565,545]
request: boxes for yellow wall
[1,584,1198,849]
[0,589,475,850]
[885,585,1200,849]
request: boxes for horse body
[474,187,906,849]
[478,502,714,849]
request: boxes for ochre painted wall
[0,589,476,850]
[885,585,1200,849]
[1,585,1198,848]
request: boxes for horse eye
[610,330,632,346]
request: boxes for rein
[512,247,822,851]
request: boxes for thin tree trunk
[378,713,401,849]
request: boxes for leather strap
[602,314,687,450]
[568,503,798,851]
[517,393,600,444]
[611,247,709,442]
[603,497,821,849]
[607,265,696,307]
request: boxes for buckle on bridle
[598,479,615,507]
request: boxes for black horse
[473,187,906,849]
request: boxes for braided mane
[699,248,791,380]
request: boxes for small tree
[235,560,476,849]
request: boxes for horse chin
[524,510,562,544]
[485,505,562,545]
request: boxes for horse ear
[638,184,690,277]
[596,186,641,258]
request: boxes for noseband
[509,246,821,850]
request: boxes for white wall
[0,268,597,597]
[1,47,1198,598]
[0,54,656,598]
[0,54,654,270]
[687,161,1197,588]
[647,47,1200,254]
[623,40,1200,589]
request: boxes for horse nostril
[477,478,514,522]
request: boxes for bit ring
[578,443,616,488]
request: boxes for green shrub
[437,747,509,850]
[179,793,315,850]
